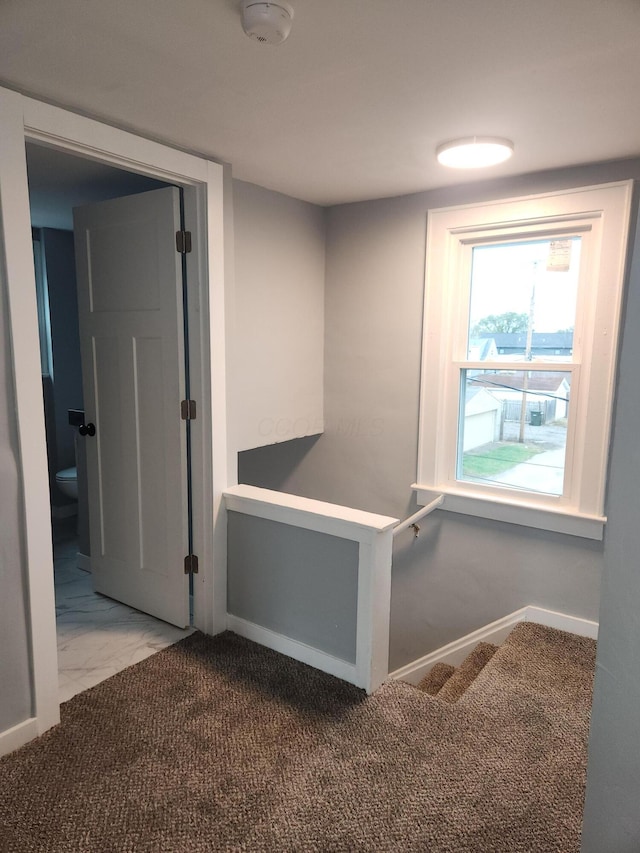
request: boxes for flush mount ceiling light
[241,1,294,45]
[436,137,514,169]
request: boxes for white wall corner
[355,530,393,693]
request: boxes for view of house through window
[459,369,571,495]
[458,238,580,496]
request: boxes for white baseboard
[390,609,527,685]
[0,717,39,757]
[524,605,598,639]
[389,605,599,685]
[77,552,91,573]
[227,614,359,687]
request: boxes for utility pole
[518,260,538,443]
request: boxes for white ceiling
[3,0,640,206]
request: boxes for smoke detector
[241,1,294,45]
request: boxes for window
[416,182,633,539]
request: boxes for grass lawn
[462,442,544,479]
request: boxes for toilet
[55,466,78,500]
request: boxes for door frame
[0,87,229,749]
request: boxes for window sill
[412,484,605,541]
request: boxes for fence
[503,399,553,424]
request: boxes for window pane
[467,238,580,361]
[458,369,570,496]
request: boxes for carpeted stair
[0,621,596,852]
[417,661,455,695]
[417,641,499,702]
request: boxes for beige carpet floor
[0,623,596,852]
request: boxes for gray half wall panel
[227,511,358,664]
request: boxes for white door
[73,187,190,627]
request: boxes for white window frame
[415,182,634,540]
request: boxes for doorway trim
[0,87,228,751]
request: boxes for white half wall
[224,484,398,693]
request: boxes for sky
[468,237,581,335]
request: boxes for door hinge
[184,554,199,575]
[181,399,196,420]
[176,230,192,254]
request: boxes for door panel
[74,187,189,627]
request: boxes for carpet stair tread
[436,641,499,702]
[417,661,456,695]
[460,621,597,715]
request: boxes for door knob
[79,422,96,437]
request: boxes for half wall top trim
[224,484,398,544]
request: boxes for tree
[471,311,529,336]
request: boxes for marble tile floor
[54,536,193,703]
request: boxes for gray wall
[42,228,83,483]
[227,511,359,662]
[230,179,326,453]
[581,208,640,851]
[239,158,640,671]
[0,244,32,732]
